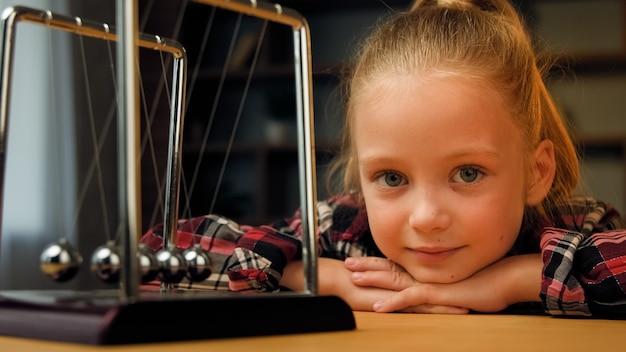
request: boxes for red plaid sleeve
[227,226,302,291]
[539,200,626,318]
[540,229,592,316]
[139,195,372,292]
[140,214,246,290]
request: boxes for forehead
[351,75,523,156]
[353,73,511,123]
[353,72,503,111]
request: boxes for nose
[407,188,451,234]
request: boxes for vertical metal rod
[0,9,18,234]
[294,21,318,294]
[162,56,187,255]
[117,0,140,301]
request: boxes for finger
[346,287,396,312]
[344,257,405,272]
[373,286,434,313]
[351,269,415,291]
[397,304,469,315]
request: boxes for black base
[0,289,356,345]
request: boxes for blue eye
[453,166,483,184]
[375,172,406,187]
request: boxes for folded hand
[344,254,542,313]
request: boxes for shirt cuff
[539,228,591,316]
[227,226,302,291]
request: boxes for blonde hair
[328,0,579,222]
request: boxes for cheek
[479,197,525,250]
[458,186,525,254]
[364,199,404,253]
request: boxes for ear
[526,140,556,206]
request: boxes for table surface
[2,311,625,351]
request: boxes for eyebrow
[443,147,503,159]
[358,146,503,163]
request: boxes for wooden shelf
[577,135,626,146]
[553,53,626,74]
[576,135,626,158]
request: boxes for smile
[408,246,463,263]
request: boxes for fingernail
[373,301,384,311]
[344,257,355,266]
[351,272,363,280]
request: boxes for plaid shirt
[141,195,626,318]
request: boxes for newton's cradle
[0,0,355,344]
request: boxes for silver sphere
[137,243,159,283]
[90,241,120,283]
[156,246,187,283]
[40,239,83,282]
[183,245,212,282]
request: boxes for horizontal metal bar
[192,0,307,29]
[1,6,185,58]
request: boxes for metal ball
[155,245,187,283]
[90,242,120,283]
[137,243,159,283]
[183,245,212,282]
[40,239,83,282]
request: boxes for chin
[411,270,473,284]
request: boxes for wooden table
[1,311,624,351]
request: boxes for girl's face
[354,75,531,283]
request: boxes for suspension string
[137,50,166,228]
[158,49,173,106]
[177,4,218,291]
[75,32,113,241]
[139,0,188,155]
[184,6,216,109]
[183,12,244,219]
[178,6,216,220]
[139,0,190,229]
[209,19,268,214]
[139,0,155,32]
[65,61,118,245]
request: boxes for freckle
[450,275,455,279]
[437,238,441,242]
[499,236,504,241]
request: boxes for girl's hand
[281,258,467,313]
[282,258,391,311]
[345,254,542,313]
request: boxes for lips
[409,246,463,263]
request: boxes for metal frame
[0,2,354,344]
[0,5,187,300]
[0,0,318,296]
[185,0,319,294]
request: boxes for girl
[142,0,626,317]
